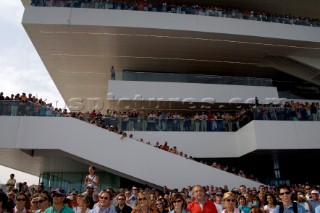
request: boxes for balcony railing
[0,100,62,117]
[1,100,318,132]
[30,0,320,28]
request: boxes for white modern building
[1,0,320,192]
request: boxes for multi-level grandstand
[1,0,320,192]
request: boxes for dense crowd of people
[0,92,65,117]
[1,92,320,133]
[29,0,320,27]
[1,92,320,184]
[1,172,320,213]
[2,92,320,133]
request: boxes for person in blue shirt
[273,184,306,213]
[90,191,116,213]
[309,190,320,213]
[238,195,250,213]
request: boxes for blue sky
[0,0,65,185]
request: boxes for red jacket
[187,200,218,213]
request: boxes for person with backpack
[274,184,306,213]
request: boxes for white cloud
[0,0,66,108]
[0,0,67,181]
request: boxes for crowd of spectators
[0,92,66,117]
[1,92,320,183]
[57,100,320,133]
[30,0,320,27]
[1,92,320,134]
[1,173,320,213]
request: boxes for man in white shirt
[214,192,224,213]
[6,174,16,192]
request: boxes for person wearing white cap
[82,184,95,209]
[309,190,320,213]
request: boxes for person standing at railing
[200,112,208,132]
[159,111,168,131]
[11,94,20,116]
[140,111,147,131]
[0,92,4,115]
[194,113,200,132]
[316,103,320,121]
[310,102,317,121]
[110,66,116,80]
[172,112,180,131]
[268,103,277,120]
[122,111,129,131]
[19,93,28,116]
[179,114,185,131]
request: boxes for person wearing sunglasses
[90,191,116,213]
[15,192,32,213]
[115,194,132,213]
[36,193,50,213]
[44,189,74,213]
[31,196,40,213]
[187,185,218,213]
[222,192,241,213]
[273,184,306,213]
[309,190,320,213]
[156,198,168,213]
[131,192,158,213]
[169,193,187,213]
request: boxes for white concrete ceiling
[21,5,320,111]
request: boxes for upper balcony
[21,4,320,112]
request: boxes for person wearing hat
[309,190,320,213]
[44,189,74,213]
[82,185,94,209]
[70,190,79,209]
